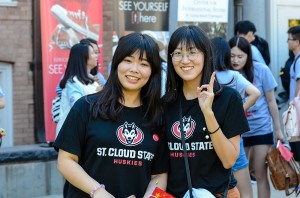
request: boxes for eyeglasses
[170,50,199,62]
[287,38,297,42]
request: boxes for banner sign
[178,0,228,23]
[40,0,103,142]
[117,0,169,31]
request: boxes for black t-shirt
[164,87,250,197]
[54,96,169,198]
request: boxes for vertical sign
[40,0,103,142]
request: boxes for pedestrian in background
[287,26,300,102]
[212,37,260,198]
[234,20,267,65]
[229,36,283,198]
[55,42,101,136]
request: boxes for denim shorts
[232,137,248,172]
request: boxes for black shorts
[243,133,274,147]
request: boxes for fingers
[209,72,216,88]
[197,85,209,93]
[197,72,215,93]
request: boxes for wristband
[207,126,220,135]
[90,184,105,197]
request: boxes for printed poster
[40,0,103,142]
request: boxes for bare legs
[245,145,271,198]
[234,167,253,198]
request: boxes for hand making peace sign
[196,72,216,113]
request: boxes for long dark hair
[211,37,232,71]
[80,38,99,76]
[90,33,163,132]
[229,36,254,82]
[60,43,94,89]
[164,25,221,102]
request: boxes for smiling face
[230,46,248,72]
[118,50,152,93]
[171,42,204,84]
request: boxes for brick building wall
[101,0,114,77]
[0,0,34,145]
[0,0,114,146]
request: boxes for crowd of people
[52,20,300,198]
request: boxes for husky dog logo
[172,116,196,140]
[116,122,144,146]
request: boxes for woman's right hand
[93,188,115,198]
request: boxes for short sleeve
[53,98,89,157]
[151,137,169,175]
[222,91,250,138]
[235,72,250,95]
[295,58,300,80]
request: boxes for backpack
[51,95,61,123]
[280,55,300,95]
[282,91,300,142]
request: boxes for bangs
[169,26,207,54]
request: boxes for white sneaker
[51,4,99,41]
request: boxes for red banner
[40,0,103,142]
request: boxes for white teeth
[181,66,193,71]
[127,76,139,80]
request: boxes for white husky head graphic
[182,116,192,134]
[122,122,138,144]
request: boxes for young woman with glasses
[163,25,249,197]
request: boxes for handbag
[266,142,300,196]
[183,188,215,198]
[179,101,229,198]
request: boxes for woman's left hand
[197,72,215,113]
[275,129,284,142]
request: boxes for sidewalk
[252,180,289,198]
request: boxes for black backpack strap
[293,55,300,72]
[179,100,193,198]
